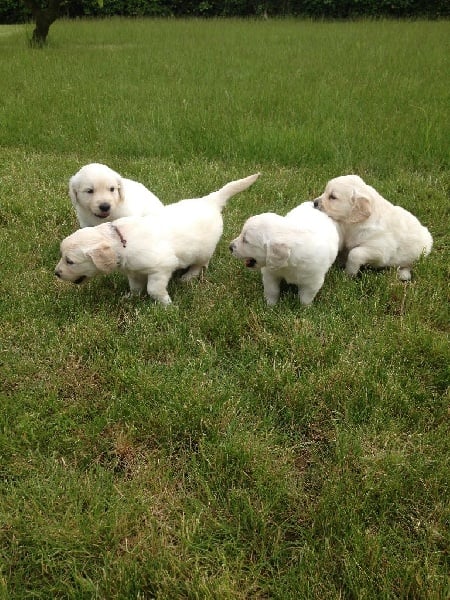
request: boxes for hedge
[1,0,449,25]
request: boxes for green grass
[1,17,449,599]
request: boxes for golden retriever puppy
[313,175,433,280]
[69,163,163,227]
[229,201,340,305]
[56,173,260,305]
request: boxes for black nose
[313,199,319,208]
[55,270,61,278]
[229,243,234,252]
[99,202,110,212]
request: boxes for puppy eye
[66,258,74,265]
[329,193,337,200]
[86,188,94,194]
[109,187,115,192]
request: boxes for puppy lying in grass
[69,163,163,227]
[229,201,340,305]
[313,174,433,280]
[56,173,259,305]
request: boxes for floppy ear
[117,177,125,203]
[69,175,79,206]
[86,244,117,273]
[348,191,371,223]
[266,241,291,269]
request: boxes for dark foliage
[2,0,448,25]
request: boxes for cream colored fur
[56,173,260,305]
[313,175,433,280]
[69,163,163,227]
[229,201,340,305]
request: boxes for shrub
[1,0,449,23]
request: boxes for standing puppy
[56,173,260,305]
[229,202,340,305]
[313,175,432,280]
[69,163,163,227]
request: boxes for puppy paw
[345,265,360,277]
[180,271,198,283]
[157,295,172,306]
[121,294,135,301]
[398,267,412,281]
[180,265,204,282]
[299,298,314,306]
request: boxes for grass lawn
[0,17,449,599]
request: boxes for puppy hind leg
[298,276,325,305]
[146,272,172,305]
[127,273,147,295]
[180,263,207,282]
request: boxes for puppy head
[69,163,124,220]
[55,228,117,284]
[314,175,372,224]
[229,213,290,269]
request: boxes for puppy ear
[117,177,125,203]
[348,192,371,223]
[87,244,117,273]
[266,241,291,269]
[69,175,78,206]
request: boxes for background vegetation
[1,18,449,599]
[1,0,449,24]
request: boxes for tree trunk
[22,0,63,46]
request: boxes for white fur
[313,174,433,280]
[56,173,260,305]
[69,163,163,227]
[229,201,340,305]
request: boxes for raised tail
[207,173,260,210]
[422,227,433,256]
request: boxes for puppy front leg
[127,273,147,295]
[262,269,281,306]
[146,272,172,306]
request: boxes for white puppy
[69,163,163,227]
[56,173,260,305]
[313,175,433,280]
[229,201,340,305]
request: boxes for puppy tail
[422,227,433,256]
[208,173,260,210]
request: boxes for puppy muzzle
[54,270,86,285]
[95,202,111,218]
